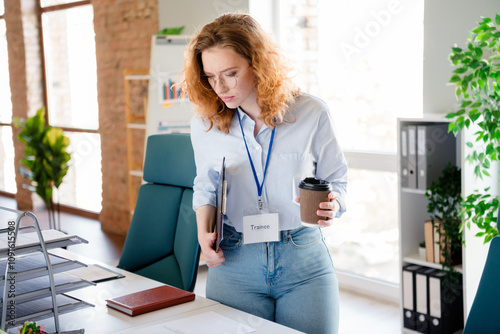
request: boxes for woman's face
[201,47,256,111]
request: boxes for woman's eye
[225,72,237,78]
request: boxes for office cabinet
[398,117,465,334]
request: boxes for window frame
[38,0,100,218]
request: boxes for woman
[183,12,347,334]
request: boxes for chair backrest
[118,134,200,292]
[463,235,500,333]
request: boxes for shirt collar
[236,107,270,132]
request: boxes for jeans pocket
[288,227,322,249]
[220,226,242,250]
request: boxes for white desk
[35,249,303,334]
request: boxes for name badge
[242,213,280,244]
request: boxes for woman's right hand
[199,231,225,267]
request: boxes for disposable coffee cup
[299,177,332,227]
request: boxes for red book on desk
[106,285,195,316]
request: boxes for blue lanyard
[237,110,276,210]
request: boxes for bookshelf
[398,117,464,334]
[124,69,150,215]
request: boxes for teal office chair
[462,235,500,333]
[118,133,200,292]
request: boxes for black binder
[402,264,422,330]
[416,267,438,333]
[407,125,418,188]
[416,124,456,190]
[400,125,410,188]
[428,270,464,334]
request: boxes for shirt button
[255,146,261,151]
[257,172,261,177]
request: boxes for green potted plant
[14,107,71,231]
[425,163,463,274]
[446,14,500,243]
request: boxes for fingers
[205,249,225,267]
[316,192,340,227]
[317,218,334,228]
[200,233,225,267]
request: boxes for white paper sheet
[114,311,255,334]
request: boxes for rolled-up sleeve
[191,117,218,211]
[313,109,348,218]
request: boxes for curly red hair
[182,12,300,133]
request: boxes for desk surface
[35,248,302,334]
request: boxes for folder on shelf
[402,264,422,330]
[433,221,452,265]
[416,267,437,333]
[401,125,410,188]
[428,270,464,334]
[424,220,435,263]
[431,220,462,267]
[407,125,418,188]
[433,222,441,264]
[416,124,456,191]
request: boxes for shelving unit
[124,69,150,215]
[143,35,193,141]
[398,117,464,334]
[0,206,92,333]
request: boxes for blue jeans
[206,224,339,334]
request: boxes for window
[41,2,101,212]
[42,4,98,130]
[0,1,16,194]
[274,0,424,285]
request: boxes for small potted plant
[418,241,426,258]
[14,107,71,231]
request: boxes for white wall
[423,0,500,115]
[423,0,500,316]
[158,0,249,36]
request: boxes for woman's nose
[214,80,228,94]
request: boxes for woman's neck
[240,106,263,137]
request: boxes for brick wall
[93,0,158,235]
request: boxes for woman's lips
[220,96,235,103]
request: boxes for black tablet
[214,157,226,252]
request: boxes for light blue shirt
[191,93,348,232]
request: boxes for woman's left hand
[295,191,340,228]
[317,192,340,227]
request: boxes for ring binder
[403,264,422,330]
